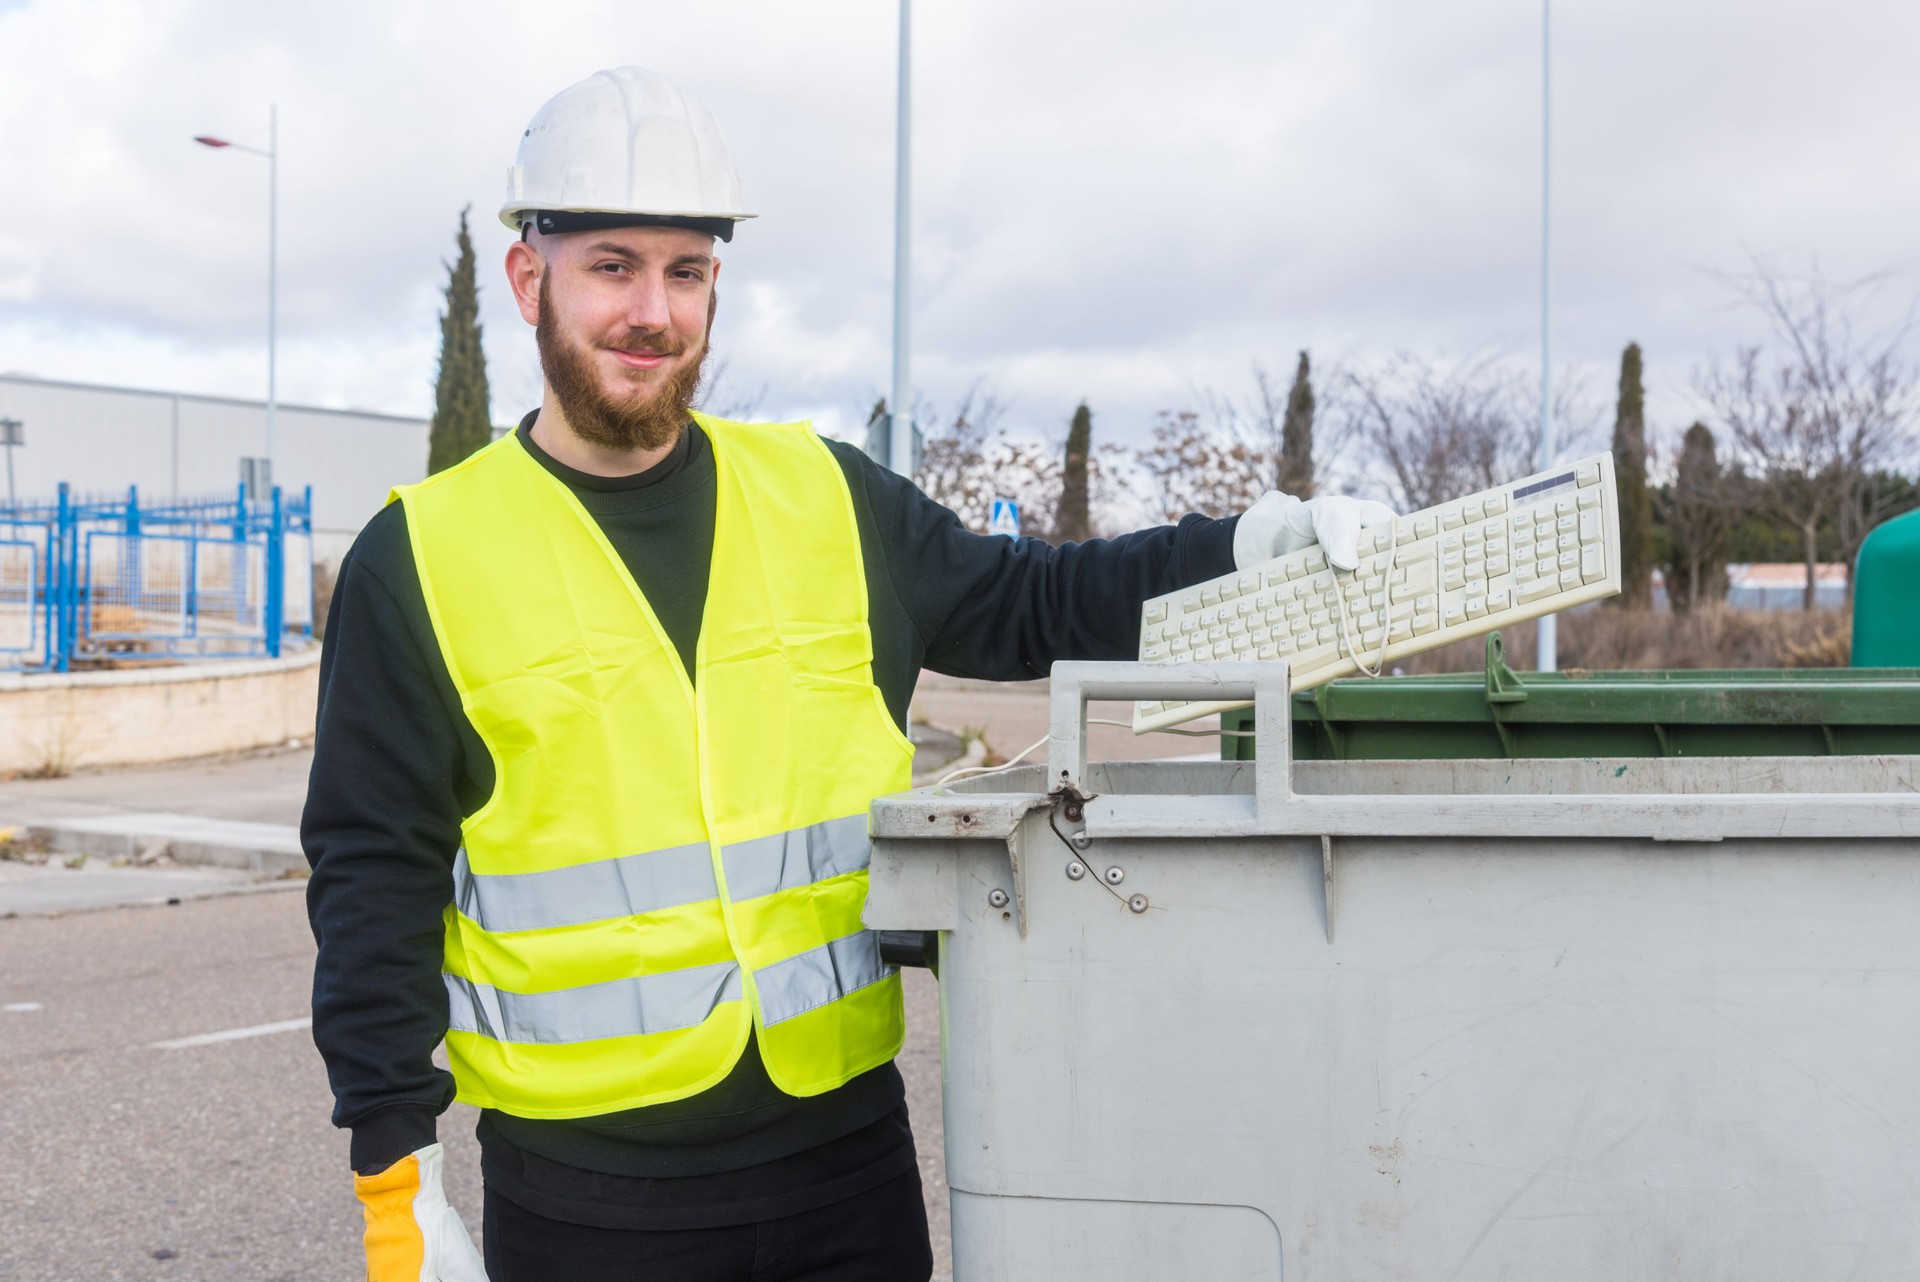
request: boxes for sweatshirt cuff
[350,1106,440,1173]
[1178,513,1238,584]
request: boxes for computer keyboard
[1132,454,1623,732]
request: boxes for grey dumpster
[866,661,1920,1281]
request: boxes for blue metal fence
[0,483,313,672]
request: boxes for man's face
[510,224,719,453]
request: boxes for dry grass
[1391,605,1852,675]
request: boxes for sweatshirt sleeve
[302,505,475,1171]
[823,439,1239,679]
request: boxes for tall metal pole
[1536,0,1557,672]
[266,103,278,486]
[888,0,914,477]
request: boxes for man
[305,66,1388,1282]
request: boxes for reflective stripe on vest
[451,814,872,934]
[394,415,913,1118]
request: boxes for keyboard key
[1219,580,1240,601]
[1144,644,1168,660]
[1238,573,1259,596]
[1227,620,1247,637]
[1389,620,1413,641]
[1232,635,1253,654]
[1579,510,1601,543]
[1145,602,1167,624]
[1555,496,1575,517]
[1442,568,1466,591]
[1465,525,1484,545]
[1465,596,1486,618]
[1556,514,1578,535]
[1257,643,1277,660]
[1181,593,1200,612]
[1581,544,1606,582]
[1442,509,1464,530]
[1577,489,1600,510]
[1515,576,1556,604]
[1488,588,1511,612]
[1559,569,1581,590]
[1309,610,1329,628]
[1577,461,1601,486]
[1558,532,1578,553]
[1412,612,1437,636]
[1413,514,1437,539]
[1486,555,1510,576]
[1396,525,1417,546]
[1558,550,1579,571]
[1201,586,1221,606]
[1485,493,1508,514]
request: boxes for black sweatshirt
[303,415,1238,1229]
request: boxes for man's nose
[623,275,673,332]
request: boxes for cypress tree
[1610,342,1655,608]
[1278,350,1315,497]
[1053,403,1093,544]
[426,206,493,475]
[1666,422,1732,612]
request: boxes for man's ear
[505,240,544,326]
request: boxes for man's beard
[536,277,711,453]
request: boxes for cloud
[0,0,1916,459]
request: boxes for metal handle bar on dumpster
[1045,660,1920,841]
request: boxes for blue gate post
[122,484,142,639]
[265,486,284,658]
[53,483,73,672]
[299,484,315,642]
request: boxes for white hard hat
[500,66,756,241]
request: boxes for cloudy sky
[2,0,1916,478]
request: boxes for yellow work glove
[353,1143,489,1282]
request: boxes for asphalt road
[0,672,1202,1281]
[0,890,951,1282]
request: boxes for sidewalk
[0,675,1219,917]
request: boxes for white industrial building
[0,374,431,565]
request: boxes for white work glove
[353,1142,489,1282]
[1233,491,1398,573]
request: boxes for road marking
[3,1001,42,1012]
[152,1016,311,1050]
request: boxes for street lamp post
[1537,1,1557,672]
[888,0,914,478]
[194,104,277,488]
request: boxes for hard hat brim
[499,205,759,239]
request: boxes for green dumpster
[1222,632,1920,760]
[1854,508,1920,666]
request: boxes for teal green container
[1853,509,1920,666]
[1222,633,1920,761]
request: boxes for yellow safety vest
[392,414,913,1119]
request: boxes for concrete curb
[25,812,306,879]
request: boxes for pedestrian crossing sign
[989,498,1020,539]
